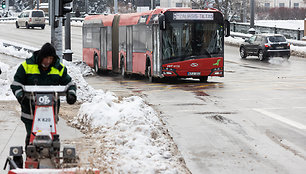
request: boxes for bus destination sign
[173,13,214,20]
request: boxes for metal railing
[0,17,84,22]
[2,42,35,53]
[230,22,304,40]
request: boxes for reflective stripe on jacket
[10,51,76,120]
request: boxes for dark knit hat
[37,43,58,64]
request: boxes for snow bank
[0,61,16,100]
[73,94,185,173]
[0,41,33,58]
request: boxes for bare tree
[191,0,231,20]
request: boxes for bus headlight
[163,71,173,75]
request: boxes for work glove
[66,93,77,105]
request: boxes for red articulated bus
[83,8,230,82]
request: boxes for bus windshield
[162,21,224,63]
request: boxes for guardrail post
[233,22,236,32]
[297,28,300,40]
[274,26,277,34]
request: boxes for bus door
[100,27,107,69]
[152,24,161,76]
[126,26,133,72]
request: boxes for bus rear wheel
[120,59,127,78]
[146,66,155,82]
[94,55,100,74]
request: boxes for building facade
[160,0,191,8]
[258,0,306,8]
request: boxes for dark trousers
[21,117,33,147]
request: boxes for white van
[16,10,45,29]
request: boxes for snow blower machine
[3,85,99,174]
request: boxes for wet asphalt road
[85,52,306,174]
[1,23,306,173]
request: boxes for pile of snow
[0,61,16,100]
[73,95,185,173]
[225,34,246,46]
[71,20,83,27]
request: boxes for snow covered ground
[0,44,190,173]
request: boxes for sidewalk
[0,101,84,173]
[0,101,24,173]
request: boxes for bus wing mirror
[159,14,166,30]
[225,20,230,37]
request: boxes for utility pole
[51,0,63,61]
[85,0,88,14]
[150,0,156,10]
[64,12,73,61]
[242,0,247,23]
[36,0,39,9]
[250,0,255,28]
[114,0,118,13]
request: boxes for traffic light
[2,0,6,9]
[55,0,73,17]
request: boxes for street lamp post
[250,0,255,28]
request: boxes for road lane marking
[253,108,306,130]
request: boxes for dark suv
[240,34,290,60]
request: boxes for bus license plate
[188,72,201,76]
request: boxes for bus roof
[84,8,222,27]
[84,14,116,26]
[119,11,152,26]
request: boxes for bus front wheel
[199,76,208,82]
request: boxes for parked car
[239,34,290,60]
[16,10,45,29]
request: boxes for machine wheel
[26,22,30,29]
[41,26,45,29]
[240,47,247,59]
[16,22,20,28]
[258,50,265,61]
[199,76,208,82]
[12,156,23,169]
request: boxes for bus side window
[83,27,93,48]
[107,27,112,51]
